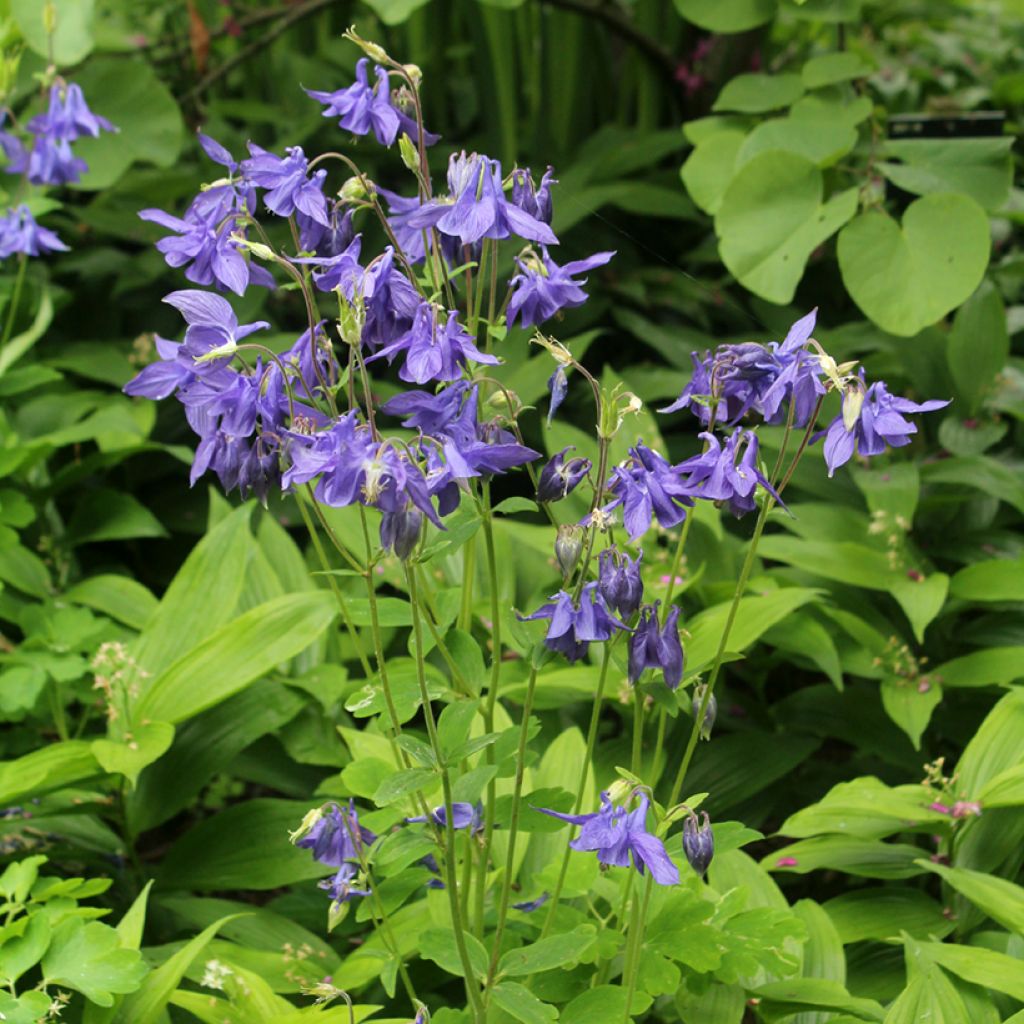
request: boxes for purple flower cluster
[296,802,375,906]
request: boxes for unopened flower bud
[606,778,632,805]
[692,684,717,740]
[339,176,371,203]
[554,524,584,579]
[842,383,865,431]
[43,2,58,35]
[402,63,423,87]
[598,547,643,620]
[337,294,365,347]
[289,806,325,845]
[398,133,419,174]
[343,28,390,64]
[682,811,714,876]
[381,504,423,561]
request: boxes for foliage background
[0,0,1023,1021]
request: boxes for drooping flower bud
[682,811,714,876]
[628,602,684,689]
[381,504,423,560]
[554,523,584,579]
[692,683,717,740]
[841,381,865,432]
[537,446,590,503]
[598,547,643,619]
[398,133,419,173]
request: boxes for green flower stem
[619,875,654,1023]
[1,254,28,352]
[667,494,774,809]
[407,566,486,1024]
[295,489,372,679]
[537,642,615,943]
[460,536,477,632]
[483,662,539,1001]
[631,684,645,777]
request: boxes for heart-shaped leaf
[41,919,147,1007]
[91,722,175,788]
[673,0,776,33]
[837,193,990,336]
[713,73,805,114]
[715,151,858,303]
[681,131,746,215]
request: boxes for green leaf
[10,0,94,64]
[917,861,1024,934]
[41,919,147,1008]
[882,964,970,1024]
[419,927,488,979]
[979,762,1024,807]
[931,647,1024,689]
[497,925,597,976]
[957,688,1024,797]
[672,0,775,30]
[491,983,559,1024]
[837,194,991,337]
[157,800,329,891]
[66,489,166,545]
[753,979,884,1022]
[113,915,238,1024]
[561,985,630,1024]
[824,888,952,944]
[914,941,1024,1001]
[136,591,336,724]
[71,59,185,190]
[0,913,51,986]
[361,0,432,22]
[681,130,746,215]
[880,676,942,749]
[64,574,158,631]
[373,768,437,806]
[0,992,54,1024]
[713,73,805,114]
[0,541,51,597]
[879,138,1014,211]
[492,497,539,516]
[794,898,845,982]
[738,114,858,170]
[91,722,175,788]
[950,556,1024,602]
[891,570,948,643]
[766,837,927,879]
[922,456,1024,515]
[0,741,99,805]
[715,152,858,303]
[802,52,873,88]
[0,285,53,377]
[948,282,1010,415]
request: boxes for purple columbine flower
[0,205,68,259]
[601,442,694,542]
[519,581,627,663]
[297,801,376,868]
[242,143,329,225]
[510,166,556,224]
[380,503,424,560]
[409,152,558,248]
[407,802,483,833]
[675,429,780,517]
[547,366,569,425]
[320,861,371,904]
[628,602,684,690]
[536,446,591,503]
[536,791,679,886]
[682,811,714,876]
[25,135,86,186]
[298,202,354,257]
[598,547,644,620]
[366,302,498,384]
[512,892,550,912]
[161,289,270,362]
[820,378,949,477]
[28,82,115,141]
[376,187,463,266]
[306,59,401,145]
[506,247,615,329]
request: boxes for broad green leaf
[794,899,845,983]
[713,74,804,113]
[116,881,153,949]
[802,52,873,88]
[957,689,1024,796]
[64,574,158,631]
[681,130,746,215]
[0,991,54,1024]
[672,0,776,31]
[766,838,927,879]
[10,0,94,64]
[948,282,1010,415]
[883,963,970,1024]
[949,556,1024,602]
[737,114,858,170]
[716,152,858,303]
[0,855,46,901]
[41,919,147,1007]
[91,722,175,788]
[0,741,99,805]
[765,614,843,690]
[132,504,255,680]
[758,536,900,589]
[66,490,166,545]
[0,285,53,377]
[710,850,789,911]
[979,762,1024,807]
[676,984,745,1024]
[373,768,437,805]
[491,982,558,1024]
[685,586,820,670]
[932,647,1024,689]
[879,138,1014,211]
[136,591,336,724]
[918,861,1024,934]
[0,913,51,985]
[852,463,921,523]
[837,194,990,336]
[361,0,432,23]
[753,979,883,1022]
[157,800,329,891]
[824,888,952,944]
[113,916,238,1024]
[0,541,51,597]
[497,925,597,976]
[71,60,185,190]
[914,941,1024,1001]
[419,927,488,978]
[881,676,942,749]
[561,984,630,1024]
[922,457,1024,515]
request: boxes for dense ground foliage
[0,1,1022,1022]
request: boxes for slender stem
[662,513,694,607]
[295,489,372,679]
[407,566,485,1023]
[1,254,27,352]
[459,536,476,632]
[619,876,653,1023]
[667,495,774,808]
[483,663,539,998]
[631,684,645,777]
[537,642,614,943]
